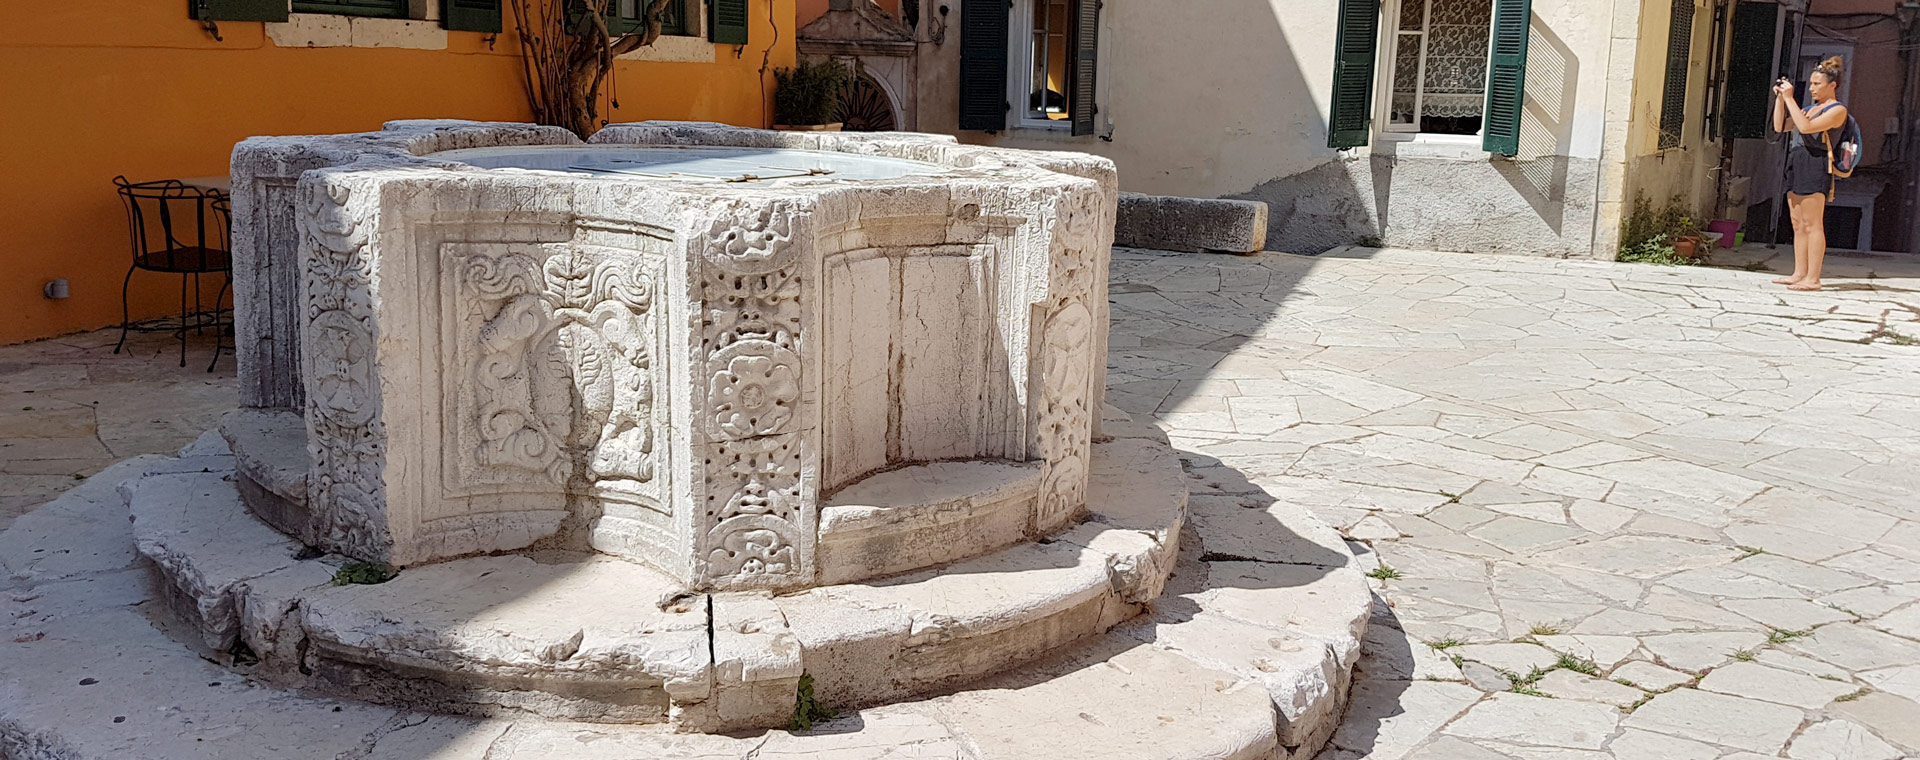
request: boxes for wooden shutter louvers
[1069,0,1100,136]
[1722,1,1776,140]
[958,0,1009,131]
[710,0,749,44]
[443,0,502,31]
[1328,0,1380,149]
[190,0,290,22]
[1481,0,1531,156]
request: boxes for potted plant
[773,60,851,131]
[1671,216,1706,259]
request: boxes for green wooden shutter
[443,0,501,32]
[1723,2,1777,140]
[1658,0,1695,149]
[958,0,1008,131]
[710,0,749,44]
[190,0,289,22]
[1481,0,1531,156]
[1069,0,1100,136]
[1328,0,1380,149]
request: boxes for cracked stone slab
[1622,688,1806,754]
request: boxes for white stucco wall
[922,0,1632,257]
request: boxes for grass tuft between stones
[330,561,398,586]
[1366,565,1402,581]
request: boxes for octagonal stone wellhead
[227,120,1116,594]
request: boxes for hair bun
[1820,56,1845,76]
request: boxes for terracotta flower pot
[772,123,844,132]
[1672,236,1701,258]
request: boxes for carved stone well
[228,120,1112,591]
[148,119,1174,729]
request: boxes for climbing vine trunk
[509,0,671,137]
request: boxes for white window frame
[1006,0,1076,131]
[1373,0,1498,143]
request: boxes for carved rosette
[696,204,812,589]
[299,179,391,559]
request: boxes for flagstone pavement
[5,246,1920,758]
[1108,246,1920,760]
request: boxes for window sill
[267,13,448,50]
[614,34,718,63]
[1373,131,1490,160]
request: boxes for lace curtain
[1390,0,1491,123]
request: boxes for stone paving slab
[1105,247,1920,760]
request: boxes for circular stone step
[5,410,1369,759]
[121,413,1190,731]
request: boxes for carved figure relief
[453,246,660,501]
[300,180,390,557]
[697,205,811,587]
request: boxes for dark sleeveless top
[1785,101,1841,197]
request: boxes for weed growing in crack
[1529,623,1564,637]
[1427,638,1466,651]
[1625,693,1654,712]
[1438,491,1462,504]
[1729,649,1757,662]
[1835,688,1871,702]
[1612,677,1639,688]
[1511,686,1552,698]
[1737,546,1766,559]
[1555,654,1599,676]
[1767,628,1813,645]
[788,673,834,732]
[1366,565,1402,581]
[1869,327,1920,346]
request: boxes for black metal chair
[112,177,232,371]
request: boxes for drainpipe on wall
[1899,2,1920,252]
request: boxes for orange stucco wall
[0,1,794,345]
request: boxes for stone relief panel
[446,244,663,511]
[1032,188,1103,531]
[299,178,392,562]
[694,203,816,590]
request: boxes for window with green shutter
[1659,0,1696,149]
[1328,0,1380,148]
[292,0,407,18]
[1480,0,1530,155]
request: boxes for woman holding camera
[1772,56,1849,291]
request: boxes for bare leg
[1777,194,1810,284]
[1791,192,1828,290]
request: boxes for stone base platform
[0,412,1370,759]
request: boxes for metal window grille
[1659,0,1695,149]
[291,0,408,18]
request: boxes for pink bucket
[1707,219,1740,248]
